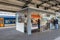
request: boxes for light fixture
[44,7,49,10]
[36,4,40,8]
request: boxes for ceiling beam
[17,0,35,5]
[0,2,22,8]
[0,9,17,13]
[0,0,25,6]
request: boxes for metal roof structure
[0,0,60,12]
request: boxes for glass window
[5,20,10,24]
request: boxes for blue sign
[0,16,16,24]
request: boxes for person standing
[46,20,50,29]
[37,19,40,30]
[50,18,55,30]
[54,18,58,29]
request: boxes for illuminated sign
[0,11,16,16]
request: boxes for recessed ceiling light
[44,7,48,10]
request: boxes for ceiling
[0,0,60,13]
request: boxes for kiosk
[16,7,56,35]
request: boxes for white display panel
[16,23,24,33]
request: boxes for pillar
[27,9,32,35]
[16,13,19,28]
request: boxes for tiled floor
[0,27,60,40]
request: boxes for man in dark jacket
[54,18,58,29]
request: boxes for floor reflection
[54,37,60,40]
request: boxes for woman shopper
[50,18,55,30]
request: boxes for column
[16,13,19,28]
[27,9,32,35]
